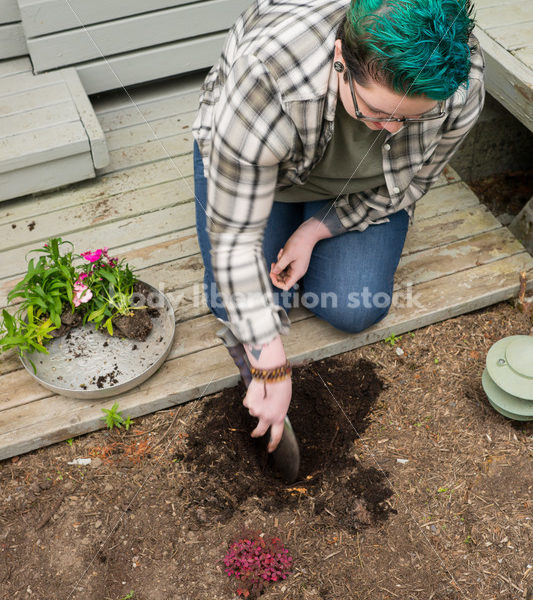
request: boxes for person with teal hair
[192,0,484,454]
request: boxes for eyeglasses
[346,70,446,124]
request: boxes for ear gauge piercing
[333,61,344,72]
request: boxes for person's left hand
[269,224,317,290]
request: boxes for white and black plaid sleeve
[205,54,297,346]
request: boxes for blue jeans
[193,141,409,334]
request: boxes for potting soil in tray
[20,283,175,399]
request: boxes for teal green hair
[339,0,475,100]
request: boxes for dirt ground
[1,172,533,600]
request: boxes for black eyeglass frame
[346,69,447,124]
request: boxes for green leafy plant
[0,238,77,370]
[0,307,57,373]
[100,402,125,430]
[79,248,142,335]
[0,238,143,361]
[384,333,402,347]
[8,238,77,325]
[100,402,134,431]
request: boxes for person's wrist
[250,361,292,383]
[244,335,286,369]
[299,216,331,244]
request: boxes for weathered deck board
[0,56,31,78]
[0,184,195,279]
[103,111,196,152]
[75,32,228,95]
[474,0,533,132]
[0,155,193,225]
[100,130,192,174]
[92,73,204,118]
[0,101,79,137]
[18,0,205,37]
[0,0,21,25]
[476,0,531,27]
[0,83,72,115]
[0,153,95,205]
[0,22,27,60]
[0,121,89,172]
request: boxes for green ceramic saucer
[482,368,533,421]
[485,335,533,401]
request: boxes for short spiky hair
[338,0,476,100]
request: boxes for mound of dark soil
[112,308,153,341]
[180,357,396,534]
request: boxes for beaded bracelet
[250,361,292,383]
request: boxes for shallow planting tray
[20,282,175,399]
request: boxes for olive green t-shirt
[275,99,386,202]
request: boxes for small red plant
[223,529,293,598]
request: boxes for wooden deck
[0,72,532,461]
[474,0,533,132]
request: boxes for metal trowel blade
[270,416,300,484]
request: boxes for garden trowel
[216,323,300,484]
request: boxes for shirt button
[393,186,400,194]
[384,143,391,151]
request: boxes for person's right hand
[243,335,291,452]
[242,376,292,452]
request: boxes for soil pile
[181,357,396,533]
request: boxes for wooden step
[0,64,109,201]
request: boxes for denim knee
[309,300,391,334]
[327,306,389,334]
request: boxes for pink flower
[81,249,103,263]
[73,282,93,307]
[76,273,89,282]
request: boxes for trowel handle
[216,325,252,388]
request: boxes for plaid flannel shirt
[192,0,486,347]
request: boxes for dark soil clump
[105,280,163,341]
[113,308,153,341]
[132,281,162,319]
[49,308,83,338]
[89,364,120,388]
